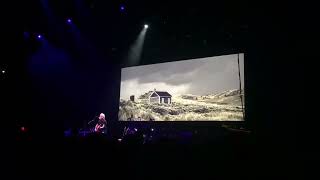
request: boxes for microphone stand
[88,119,96,125]
[88,116,97,133]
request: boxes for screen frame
[118,53,246,122]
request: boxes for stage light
[37,34,42,39]
[1,70,5,74]
[120,5,125,11]
[67,18,72,23]
[151,128,154,131]
[134,128,138,131]
[127,23,148,66]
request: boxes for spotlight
[67,18,72,23]
[144,24,149,29]
[134,128,138,132]
[37,34,42,39]
[151,128,154,131]
[1,70,5,74]
[120,5,125,11]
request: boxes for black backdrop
[5,0,307,152]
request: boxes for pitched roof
[154,91,172,97]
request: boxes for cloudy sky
[120,53,244,100]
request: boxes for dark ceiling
[22,0,248,66]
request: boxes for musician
[95,113,107,134]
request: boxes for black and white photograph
[119,53,245,121]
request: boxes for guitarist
[95,113,107,134]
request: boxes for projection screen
[119,53,244,121]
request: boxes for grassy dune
[119,89,244,121]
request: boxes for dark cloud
[121,59,204,83]
[121,54,244,95]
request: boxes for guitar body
[94,123,105,133]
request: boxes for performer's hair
[100,113,105,118]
